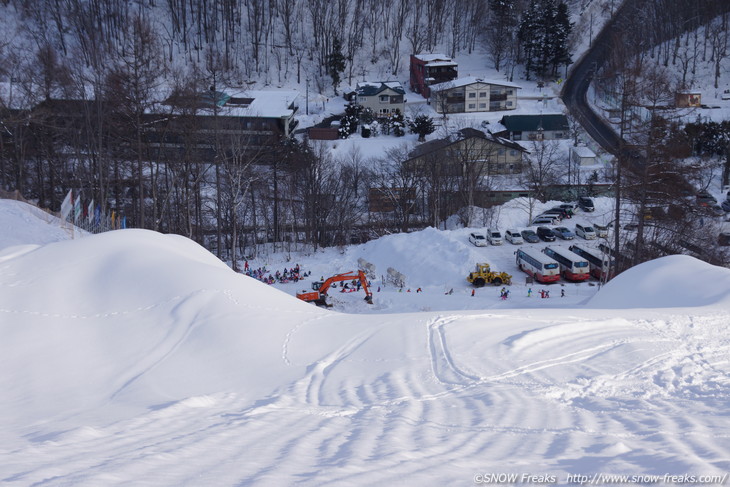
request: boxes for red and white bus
[569,244,614,280]
[542,246,590,282]
[515,248,561,283]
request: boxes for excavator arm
[297,270,373,306]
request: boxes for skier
[527,288,532,298]
[471,289,475,297]
[561,289,565,298]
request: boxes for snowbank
[588,254,730,308]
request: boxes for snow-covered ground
[2,198,730,486]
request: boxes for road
[561,1,636,156]
[562,0,730,157]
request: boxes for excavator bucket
[364,295,373,304]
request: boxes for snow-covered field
[1,198,730,486]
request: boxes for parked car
[574,223,597,240]
[536,226,557,242]
[549,206,572,219]
[593,223,610,238]
[520,229,540,243]
[531,215,560,226]
[696,190,717,207]
[578,196,595,212]
[722,199,730,212]
[468,232,487,247]
[559,203,576,216]
[486,228,503,245]
[539,210,564,221]
[709,204,725,216]
[505,229,524,245]
[552,226,575,240]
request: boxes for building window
[507,90,513,95]
[380,95,389,102]
[468,103,476,109]
[498,149,505,155]
[479,103,486,109]
[468,92,476,98]
[506,101,513,107]
[479,92,487,97]
[510,150,517,156]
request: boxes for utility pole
[306,78,309,115]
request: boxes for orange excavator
[296,270,373,307]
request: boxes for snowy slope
[1,200,730,486]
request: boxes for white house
[429,76,521,114]
[355,81,406,117]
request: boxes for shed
[571,146,597,166]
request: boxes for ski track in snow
[4,311,729,486]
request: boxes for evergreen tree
[518,0,541,80]
[485,0,516,72]
[551,2,573,77]
[327,37,346,95]
[391,109,406,137]
[519,0,573,80]
[360,107,375,125]
[409,114,435,142]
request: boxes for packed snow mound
[0,199,85,248]
[354,226,473,285]
[0,229,323,425]
[588,254,730,309]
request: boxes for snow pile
[1,199,730,485]
[0,199,83,248]
[0,227,322,430]
[354,226,473,286]
[588,254,730,309]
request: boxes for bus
[542,246,590,282]
[515,248,561,283]
[569,244,614,280]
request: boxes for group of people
[242,261,310,285]
[526,287,566,298]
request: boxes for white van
[575,223,597,240]
[505,229,524,245]
[531,215,559,226]
[486,228,503,245]
[469,232,487,247]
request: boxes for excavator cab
[297,270,373,307]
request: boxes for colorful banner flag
[73,192,82,223]
[87,199,94,224]
[60,190,73,220]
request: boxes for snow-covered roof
[413,53,457,67]
[222,90,299,118]
[430,76,522,93]
[413,53,454,63]
[356,81,405,96]
[572,146,596,158]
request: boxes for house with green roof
[497,114,570,141]
[355,81,406,118]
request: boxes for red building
[409,53,458,99]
